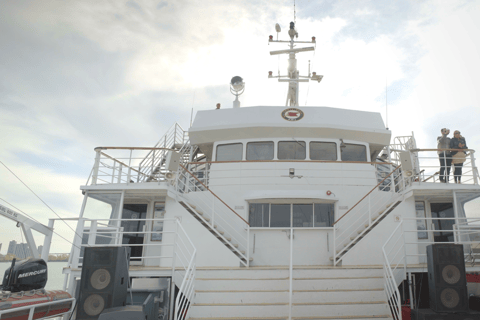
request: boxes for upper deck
[190,106,391,149]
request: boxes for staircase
[178,200,252,266]
[333,166,405,265]
[172,164,251,267]
[137,123,189,182]
[188,267,392,320]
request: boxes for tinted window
[246,142,274,160]
[278,141,306,160]
[293,204,313,227]
[314,203,335,227]
[270,204,291,227]
[310,142,337,160]
[341,144,367,162]
[216,143,243,161]
[249,203,270,227]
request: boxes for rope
[0,198,81,250]
[0,160,84,241]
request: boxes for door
[430,203,455,243]
[121,203,148,262]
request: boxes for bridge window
[341,143,367,162]
[249,202,335,228]
[216,143,243,161]
[310,142,337,160]
[246,141,274,160]
[278,141,306,160]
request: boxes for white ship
[1,22,480,320]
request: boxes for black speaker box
[412,308,480,320]
[76,247,131,320]
[427,244,469,313]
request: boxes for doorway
[430,203,455,243]
[121,203,148,262]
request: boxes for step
[189,304,288,318]
[190,317,391,320]
[194,289,385,304]
[190,302,389,318]
[292,302,390,317]
[195,277,383,291]
[196,269,289,279]
[293,268,382,278]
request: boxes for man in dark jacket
[437,128,451,182]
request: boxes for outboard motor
[1,258,48,292]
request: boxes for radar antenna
[268,22,322,107]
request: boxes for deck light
[230,76,245,108]
[268,71,273,77]
[312,36,316,42]
[289,168,295,178]
[269,35,273,41]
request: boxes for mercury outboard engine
[1,258,48,292]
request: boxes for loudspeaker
[427,244,469,313]
[76,247,131,320]
[412,309,480,320]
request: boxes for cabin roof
[189,106,391,146]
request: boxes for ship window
[270,204,291,227]
[216,143,243,161]
[314,204,335,227]
[246,141,274,160]
[249,202,335,228]
[310,142,337,160]
[278,141,306,160]
[341,143,367,162]
[249,203,270,227]
[293,204,313,227]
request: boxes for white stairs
[188,267,392,320]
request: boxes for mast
[268,22,323,107]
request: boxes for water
[0,261,67,291]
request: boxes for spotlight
[230,76,245,108]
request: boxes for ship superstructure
[3,22,480,320]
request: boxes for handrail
[411,148,475,152]
[333,165,401,226]
[98,151,147,177]
[0,297,76,320]
[95,147,176,151]
[179,164,249,226]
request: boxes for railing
[382,222,406,320]
[0,297,76,320]
[65,217,196,320]
[174,164,250,266]
[88,147,178,185]
[138,123,188,182]
[332,165,405,264]
[389,148,479,185]
[381,217,480,320]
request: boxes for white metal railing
[389,148,479,185]
[382,222,406,320]
[138,123,188,182]
[332,165,405,265]
[381,217,480,320]
[0,297,76,320]
[64,217,196,320]
[174,164,250,266]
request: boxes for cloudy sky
[1,0,480,254]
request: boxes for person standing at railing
[437,128,451,183]
[450,130,468,183]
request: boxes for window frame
[340,143,368,162]
[246,141,275,161]
[216,142,244,161]
[309,141,338,161]
[277,141,307,160]
[249,201,336,229]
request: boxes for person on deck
[450,130,468,183]
[437,128,451,183]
